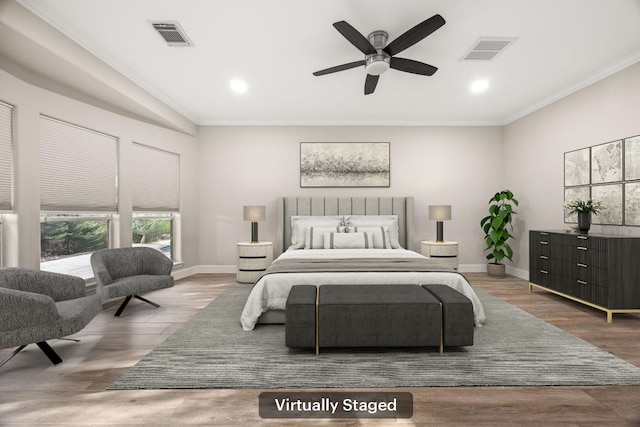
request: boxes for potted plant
[565,199,602,233]
[480,190,519,277]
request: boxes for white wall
[197,125,504,268]
[5,25,638,277]
[0,68,201,270]
[504,61,640,275]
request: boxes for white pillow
[344,215,401,248]
[347,226,391,249]
[324,231,374,249]
[304,226,345,249]
[290,216,343,249]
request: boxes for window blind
[0,102,13,211]
[131,143,180,212]
[39,116,118,212]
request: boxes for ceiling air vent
[150,21,194,47]
[461,37,517,61]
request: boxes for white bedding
[240,248,486,330]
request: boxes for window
[39,116,118,277]
[131,143,179,212]
[133,213,173,259]
[40,214,111,279]
[0,101,13,211]
[0,101,13,268]
[131,143,180,261]
[39,116,118,211]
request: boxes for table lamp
[429,205,451,243]
[243,205,266,243]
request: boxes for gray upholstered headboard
[275,197,414,256]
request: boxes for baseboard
[459,264,529,281]
[459,264,487,273]
[172,265,236,280]
[171,265,201,280]
[506,266,529,281]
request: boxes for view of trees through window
[40,215,110,279]
[41,219,108,261]
[132,216,172,259]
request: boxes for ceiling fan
[313,14,446,95]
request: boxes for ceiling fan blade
[333,21,377,55]
[383,14,446,56]
[313,60,366,76]
[364,74,379,95]
[390,57,438,76]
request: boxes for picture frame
[300,142,390,188]
[564,186,590,223]
[564,147,590,187]
[591,184,623,225]
[591,140,622,184]
[625,182,640,226]
[624,135,640,181]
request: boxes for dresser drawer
[576,264,607,287]
[574,235,607,250]
[534,231,551,243]
[576,248,607,268]
[573,280,609,306]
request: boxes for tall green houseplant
[480,190,519,276]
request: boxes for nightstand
[421,241,458,270]
[237,241,273,283]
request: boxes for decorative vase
[487,263,506,278]
[578,211,591,233]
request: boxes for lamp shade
[243,205,265,222]
[429,205,452,221]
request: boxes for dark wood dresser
[529,230,640,322]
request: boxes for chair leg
[0,345,27,368]
[134,294,160,308]
[57,337,81,343]
[114,295,133,317]
[36,341,62,365]
[114,295,160,317]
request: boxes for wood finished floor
[1,273,640,426]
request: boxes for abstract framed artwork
[591,140,622,184]
[625,135,640,181]
[591,184,623,225]
[564,147,590,186]
[625,182,640,226]
[564,186,590,223]
[300,142,390,188]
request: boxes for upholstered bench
[286,284,444,354]
[285,285,317,349]
[422,284,474,347]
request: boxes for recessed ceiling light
[470,79,489,93]
[229,79,248,94]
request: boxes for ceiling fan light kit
[365,30,391,76]
[313,14,446,94]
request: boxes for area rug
[108,284,640,389]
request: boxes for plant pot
[487,263,506,278]
[578,211,591,233]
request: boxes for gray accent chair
[90,247,174,317]
[0,268,102,367]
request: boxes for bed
[240,196,486,331]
